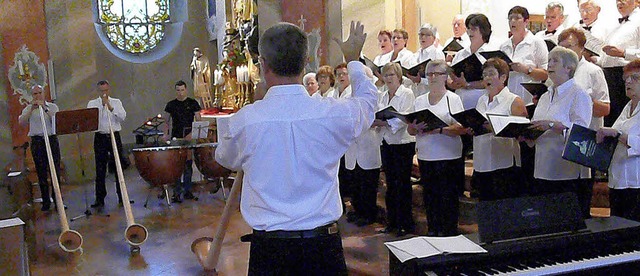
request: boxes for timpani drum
[132,145,189,187]
[193,143,231,179]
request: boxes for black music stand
[55,108,100,220]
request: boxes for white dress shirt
[500,31,549,106]
[378,85,415,145]
[215,61,377,231]
[374,51,393,67]
[321,87,337,98]
[576,17,616,42]
[451,43,491,110]
[609,101,640,189]
[414,91,464,161]
[87,96,126,134]
[19,102,59,136]
[343,85,382,170]
[410,44,446,97]
[532,79,593,180]
[473,87,521,172]
[598,8,640,68]
[573,57,610,130]
[394,48,415,68]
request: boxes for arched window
[97,0,170,53]
[94,1,187,63]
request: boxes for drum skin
[132,146,189,187]
[193,143,231,178]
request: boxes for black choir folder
[477,193,586,243]
[442,39,464,54]
[359,56,383,75]
[451,108,489,135]
[385,235,487,262]
[545,40,557,52]
[402,59,430,77]
[562,124,618,171]
[486,114,544,140]
[451,54,483,82]
[479,50,513,65]
[521,82,548,98]
[375,106,399,121]
[395,108,448,132]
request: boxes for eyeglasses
[383,73,398,78]
[336,72,348,77]
[579,7,595,14]
[425,72,447,77]
[482,71,500,78]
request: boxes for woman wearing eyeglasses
[596,59,640,222]
[373,62,416,237]
[472,58,528,201]
[408,60,466,237]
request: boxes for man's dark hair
[258,23,307,77]
[175,80,187,88]
[509,6,530,21]
[466,13,492,43]
[97,80,110,86]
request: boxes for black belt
[243,222,339,241]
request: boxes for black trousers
[603,67,625,127]
[419,158,464,236]
[338,156,353,212]
[609,188,640,222]
[93,132,124,204]
[472,166,522,201]
[248,232,347,275]
[381,141,415,231]
[520,142,536,197]
[30,135,62,207]
[349,164,380,221]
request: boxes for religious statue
[190,47,212,108]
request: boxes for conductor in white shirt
[215,21,377,275]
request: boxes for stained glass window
[97,0,170,54]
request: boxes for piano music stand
[55,108,101,220]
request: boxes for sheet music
[385,235,487,262]
[191,121,210,139]
[487,114,530,134]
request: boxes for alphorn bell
[37,106,83,252]
[104,103,148,253]
[191,171,244,272]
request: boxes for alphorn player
[18,84,62,211]
[87,80,127,209]
[215,21,377,274]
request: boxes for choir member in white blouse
[472,58,528,201]
[372,62,416,237]
[390,29,414,67]
[596,59,640,222]
[407,60,466,237]
[450,13,494,111]
[528,47,593,218]
[316,65,337,98]
[373,30,394,66]
[406,23,445,97]
[500,6,549,107]
[303,72,319,97]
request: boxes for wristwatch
[548,122,555,130]
[527,66,534,75]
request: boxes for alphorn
[37,106,83,252]
[192,170,244,272]
[105,104,148,253]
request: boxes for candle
[236,66,241,82]
[17,60,24,75]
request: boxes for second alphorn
[38,105,83,252]
[105,104,148,253]
[191,170,244,272]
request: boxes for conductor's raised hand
[334,21,367,63]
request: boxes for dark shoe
[90,202,104,208]
[41,204,51,211]
[184,191,198,201]
[171,194,182,203]
[346,211,358,223]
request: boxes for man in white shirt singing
[215,22,377,275]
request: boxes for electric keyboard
[389,216,640,275]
